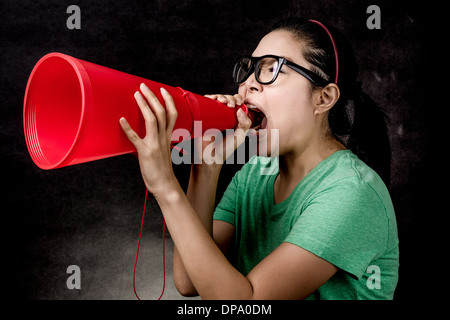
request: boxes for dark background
[1,0,433,301]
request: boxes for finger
[217,95,228,104]
[237,108,252,131]
[134,91,158,139]
[223,95,237,107]
[205,94,229,104]
[160,87,178,141]
[119,117,146,150]
[219,108,252,160]
[139,83,166,137]
[223,94,245,108]
[233,94,244,106]
[233,109,252,150]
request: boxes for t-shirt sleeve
[213,172,238,226]
[284,177,389,280]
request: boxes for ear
[313,84,340,115]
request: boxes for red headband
[309,19,339,84]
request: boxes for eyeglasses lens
[234,56,280,84]
[255,57,279,84]
[234,57,252,84]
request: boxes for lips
[246,103,267,130]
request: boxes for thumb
[231,108,251,151]
[237,108,252,132]
[219,106,252,161]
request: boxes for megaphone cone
[23,52,242,169]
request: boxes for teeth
[247,104,261,112]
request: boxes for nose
[243,72,263,93]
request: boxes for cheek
[270,90,314,127]
[269,91,316,144]
[237,85,246,97]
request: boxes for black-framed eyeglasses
[232,55,329,87]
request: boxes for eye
[260,58,278,71]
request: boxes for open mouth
[247,105,267,130]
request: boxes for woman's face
[238,30,321,157]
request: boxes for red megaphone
[23,52,243,170]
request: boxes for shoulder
[291,150,398,251]
[311,150,392,209]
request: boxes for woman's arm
[121,85,337,299]
[157,182,338,300]
[173,94,248,296]
[173,164,223,296]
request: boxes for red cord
[133,189,166,300]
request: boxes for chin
[248,128,280,158]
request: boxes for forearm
[173,164,221,296]
[158,182,253,300]
[186,164,222,232]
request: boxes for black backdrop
[1,0,433,301]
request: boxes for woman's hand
[204,94,244,108]
[196,94,252,166]
[120,83,178,196]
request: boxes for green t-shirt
[213,150,399,300]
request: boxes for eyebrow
[252,54,301,67]
[281,55,295,61]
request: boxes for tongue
[260,116,268,129]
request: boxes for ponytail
[348,89,391,186]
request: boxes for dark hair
[271,17,391,186]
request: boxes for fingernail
[160,87,168,95]
[140,83,148,90]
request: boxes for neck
[274,136,345,204]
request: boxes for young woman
[120,17,399,300]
